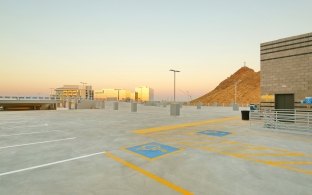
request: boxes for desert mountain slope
[191,66,260,105]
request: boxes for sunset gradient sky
[1,0,311,101]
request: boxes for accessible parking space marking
[134,123,312,175]
[198,130,231,137]
[105,152,193,195]
[126,142,181,160]
[0,137,76,150]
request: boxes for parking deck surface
[0,103,311,195]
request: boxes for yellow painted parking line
[188,141,312,175]
[254,160,312,165]
[105,152,193,195]
[133,116,239,134]
[192,145,312,175]
[232,152,305,157]
[131,115,312,175]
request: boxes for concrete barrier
[131,102,137,112]
[233,103,239,111]
[113,102,118,110]
[170,103,180,116]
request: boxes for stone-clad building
[260,32,312,109]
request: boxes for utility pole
[49,88,55,97]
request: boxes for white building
[55,85,94,100]
[135,86,154,102]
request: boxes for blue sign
[199,130,231,137]
[303,97,312,104]
[127,142,179,159]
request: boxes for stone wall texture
[260,32,312,104]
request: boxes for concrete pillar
[233,103,239,111]
[131,102,137,112]
[170,103,180,116]
[113,101,118,110]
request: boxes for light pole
[169,69,180,102]
[80,82,87,88]
[49,88,55,98]
[115,89,122,101]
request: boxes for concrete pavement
[0,103,311,195]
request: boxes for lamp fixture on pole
[169,69,180,102]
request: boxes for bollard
[131,102,137,112]
[197,104,201,109]
[170,103,180,116]
[101,101,105,109]
[113,102,119,110]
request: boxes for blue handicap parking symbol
[127,142,179,159]
[198,130,231,137]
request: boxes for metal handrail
[250,109,312,131]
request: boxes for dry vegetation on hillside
[191,66,260,105]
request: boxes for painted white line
[0,130,62,137]
[0,137,76,150]
[1,121,27,124]
[5,123,49,129]
[0,151,106,177]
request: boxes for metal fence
[0,96,60,100]
[250,109,312,132]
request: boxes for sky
[0,0,311,101]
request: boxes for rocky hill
[191,66,260,105]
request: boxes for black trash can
[241,110,250,120]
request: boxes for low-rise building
[135,86,154,102]
[55,85,94,100]
[94,89,131,101]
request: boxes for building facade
[94,89,131,101]
[135,86,154,102]
[260,32,312,109]
[55,85,94,100]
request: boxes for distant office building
[260,32,312,109]
[135,86,154,102]
[55,85,94,100]
[94,89,131,101]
